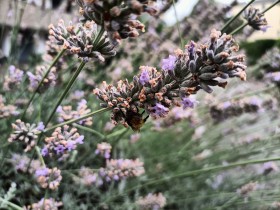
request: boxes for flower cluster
[27,65,56,93]
[8,120,44,152]
[95,142,112,159]
[3,65,24,91]
[49,20,116,62]
[94,29,246,127]
[9,153,41,173]
[74,167,103,186]
[42,125,84,160]
[57,99,92,126]
[76,0,157,44]
[0,95,19,119]
[35,167,62,190]
[136,193,167,210]
[24,198,63,210]
[99,158,145,182]
[244,7,269,32]
[237,182,258,196]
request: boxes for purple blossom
[77,99,87,109]
[139,68,150,85]
[9,65,24,81]
[260,25,271,32]
[182,96,198,109]
[75,135,84,144]
[35,168,49,177]
[41,146,49,157]
[54,145,65,155]
[27,72,39,89]
[187,41,196,59]
[66,141,76,151]
[151,103,169,118]
[37,122,45,131]
[161,55,176,71]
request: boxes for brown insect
[124,108,149,132]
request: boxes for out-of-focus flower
[35,167,62,190]
[9,153,41,173]
[57,99,92,126]
[260,162,279,175]
[49,20,116,62]
[99,159,145,182]
[94,29,246,128]
[3,65,24,91]
[95,142,112,159]
[24,198,63,210]
[136,193,166,210]
[130,133,141,143]
[103,121,116,132]
[237,182,258,196]
[42,125,84,160]
[76,0,157,44]
[244,7,269,31]
[74,167,103,186]
[8,120,42,152]
[27,65,56,93]
[0,95,19,119]
[69,90,85,101]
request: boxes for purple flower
[54,145,65,155]
[151,103,169,118]
[66,141,76,151]
[187,41,196,59]
[260,25,271,32]
[75,135,84,144]
[104,151,110,159]
[35,168,49,177]
[139,68,150,85]
[27,72,39,89]
[161,55,176,71]
[182,96,198,109]
[41,146,49,157]
[37,122,45,131]
[9,65,24,81]
[77,99,87,109]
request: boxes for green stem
[230,0,280,35]
[35,146,46,167]
[73,123,105,139]
[172,0,184,48]
[221,0,255,33]
[0,197,23,210]
[45,61,86,126]
[21,49,66,119]
[44,107,111,133]
[106,128,127,139]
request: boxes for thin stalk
[172,0,184,48]
[221,0,255,33]
[44,61,86,126]
[230,0,280,35]
[35,146,46,167]
[106,128,127,139]
[44,107,111,133]
[73,123,105,139]
[0,197,23,210]
[21,49,66,119]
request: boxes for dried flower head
[24,198,63,210]
[42,125,84,159]
[27,65,56,93]
[237,182,258,196]
[94,29,246,128]
[8,120,43,152]
[3,65,24,91]
[57,99,92,126]
[0,95,19,119]
[49,20,116,62]
[244,7,269,32]
[76,0,157,44]
[136,193,167,210]
[99,158,145,182]
[95,142,112,159]
[35,167,62,190]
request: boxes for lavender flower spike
[161,55,176,71]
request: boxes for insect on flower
[124,108,149,132]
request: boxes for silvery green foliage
[0,182,17,208]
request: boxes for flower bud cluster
[9,153,41,173]
[94,29,246,127]
[74,167,103,186]
[0,95,19,119]
[76,0,157,44]
[99,158,145,182]
[42,125,84,159]
[24,198,63,210]
[3,65,24,91]
[136,193,167,210]
[8,120,44,152]
[95,142,112,159]
[35,167,62,190]
[244,7,269,32]
[27,65,56,93]
[56,99,92,126]
[49,20,116,62]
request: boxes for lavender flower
[161,55,176,71]
[136,193,166,210]
[74,167,103,187]
[182,96,198,109]
[3,65,24,91]
[0,95,19,119]
[27,65,56,93]
[244,7,269,31]
[42,125,84,159]
[95,142,112,159]
[94,29,246,127]
[9,153,41,173]
[24,198,63,210]
[237,182,258,197]
[35,167,62,190]
[8,120,43,152]
[139,66,150,85]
